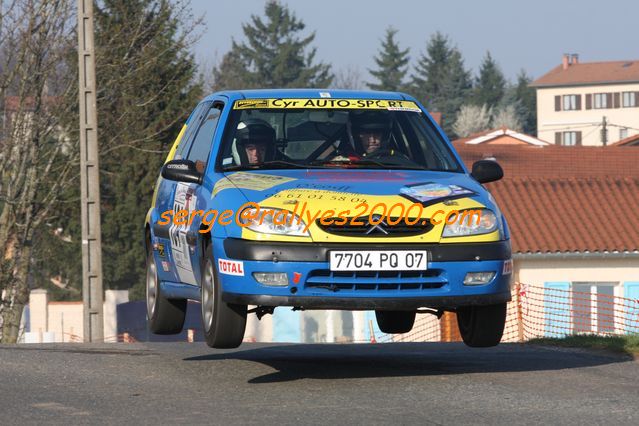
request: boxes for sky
[190,0,639,84]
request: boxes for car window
[175,102,210,160]
[186,106,221,169]
[219,100,462,172]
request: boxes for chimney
[571,53,579,64]
[562,53,570,70]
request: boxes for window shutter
[586,94,592,109]
[555,95,561,111]
[555,132,562,145]
[575,95,582,110]
[635,92,639,106]
[576,131,582,146]
[607,93,613,108]
[614,92,620,108]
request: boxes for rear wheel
[146,252,186,334]
[201,245,247,348]
[456,303,507,347]
[375,310,416,334]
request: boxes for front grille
[316,216,433,237]
[305,269,446,292]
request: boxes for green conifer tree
[515,70,537,134]
[213,1,332,90]
[473,51,506,108]
[367,27,410,91]
[411,32,472,135]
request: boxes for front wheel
[146,252,186,334]
[456,303,507,347]
[201,245,247,348]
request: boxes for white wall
[537,83,639,145]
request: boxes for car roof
[203,88,415,103]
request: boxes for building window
[620,128,629,139]
[594,93,608,109]
[562,95,577,110]
[562,131,577,146]
[622,92,636,107]
[572,283,616,334]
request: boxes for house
[453,126,550,146]
[24,289,129,343]
[531,54,639,146]
[456,143,639,336]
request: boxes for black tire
[375,310,416,334]
[146,252,186,334]
[456,303,507,347]
[201,244,247,348]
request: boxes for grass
[529,334,639,357]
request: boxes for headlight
[442,209,499,237]
[239,207,309,236]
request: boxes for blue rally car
[144,89,512,349]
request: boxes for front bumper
[215,238,512,309]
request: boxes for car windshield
[218,99,463,172]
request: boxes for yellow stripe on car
[233,98,421,112]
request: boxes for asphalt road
[1,342,637,425]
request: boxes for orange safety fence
[374,282,639,343]
[103,333,139,343]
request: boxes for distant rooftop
[531,54,639,88]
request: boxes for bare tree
[453,104,492,138]
[0,0,76,343]
[331,65,364,90]
[492,103,523,132]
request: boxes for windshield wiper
[224,160,326,171]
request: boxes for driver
[232,118,276,165]
[351,111,392,157]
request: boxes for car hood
[216,169,498,243]
[221,169,486,196]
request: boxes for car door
[153,102,210,284]
[172,102,223,286]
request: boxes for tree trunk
[0,234,32,343]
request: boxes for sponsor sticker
[400,183,474,204]
[212,172,296,196]
[218,259,245,276]
[234,99,269,109]
[233,98,421,112]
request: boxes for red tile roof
[456,145,638,178]
[531,60,639,87]
[487,177,639,254]
[610,133,639,146]
[456,144,639,254]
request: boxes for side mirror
[471,160,503,184]
[161,159,202,184]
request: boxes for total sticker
[218,259,245,276]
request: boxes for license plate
[329,250,428,271]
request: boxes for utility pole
[77,0,104,342]
[601,116,608,146]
